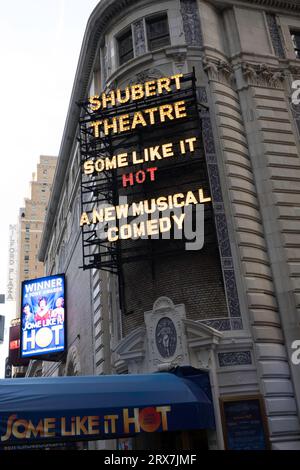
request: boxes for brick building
[33,0,300,450]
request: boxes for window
[291,30,300,59]
[146,14,170,51]
[118,27,134,65]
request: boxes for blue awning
[0,367,215,446]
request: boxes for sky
[0,0,100,294]
[0,0,100,376]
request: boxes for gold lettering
[159,217,171,233]
[174,100,187,119]
[104,207,116,222]
[107,227,118,242]
[171,74,183,90]
[12,419,28,439]
[156,197,168,212]
[185,191,198,205]
[173,193,185,207]
[120,224,132,239]
[131,111,147,129]
[115,204,129,219]
[162,142,174,158]
[198,188,211,203]
[116,87,130,104]
[89,95,101,111]
[61,417,76,436]
[157,77,171,94]
[159,104,174,122]
[132,150,143,164]
[131,84,144,101]
[132,201,144,216]
[92,209,103,224]
[145,80,156,97]
[144,107,158,124]
[102,90,116,108]
[133,223,146,238]
[1,415,17,442]
[80,212,90,227]
[90,120,102,138]
[117,153,128,168]
[119,114,130,132]
[103,415,118,434]
[123,408,140,434]
[172,213,185,229]
[104,155,117,170]
[156,406,171,431]
[103,118,118,135]
[149,146,162,161]
[185,137,197,152]
[44,418,56,437]
[146,219,159,236]
[95,159,105,172]
[88,416,100,435]
[26,420,44,438]
[76,416,88,435]
[83,160,94,175]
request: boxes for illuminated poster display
[20,274,66,358]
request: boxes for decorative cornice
[244,0,300,11]
[239,61,286,88]
[209,0,300,12]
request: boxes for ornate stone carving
[128,68,163,85]
[133,19,146,57]
[202,57,234,86]
[144,297,189,371]
[218,351,252,367]
[199,87,243,329]
[180,0,203,47]
[201,318,243,331]
[202,56,218,78]
[201,318,232,331]
[241,62,285,89]
[155,317,177,358]
[241,62,257,81]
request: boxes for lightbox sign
[20,274,66,358]
[78,70,212,271]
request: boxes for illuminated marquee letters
[80,72,212,247]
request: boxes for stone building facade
[36,0,300,449]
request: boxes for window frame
[145,12,170,52]
[291,30,300,59]
[117,25,134,66]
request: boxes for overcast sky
[0,0,100,296]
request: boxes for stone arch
[65,345,81,376]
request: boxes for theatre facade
[33,0,300,450]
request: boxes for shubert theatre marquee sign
[78,71,212,271]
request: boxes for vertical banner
[20,274,66,358]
